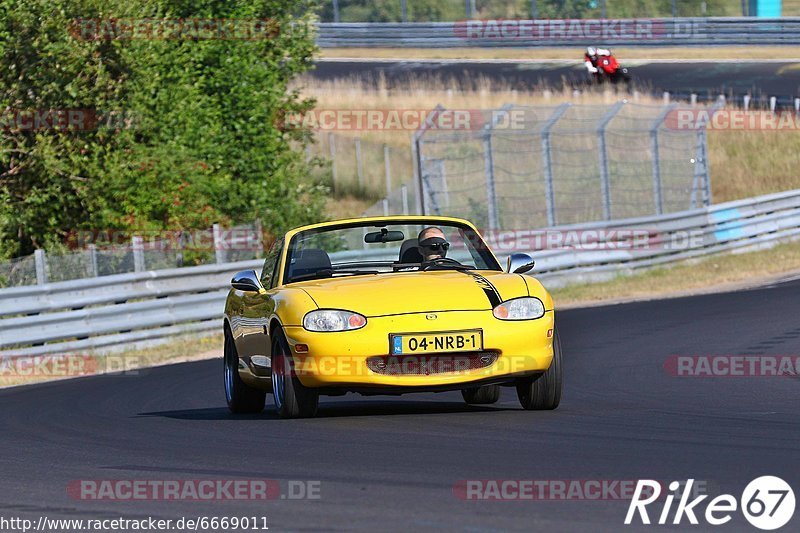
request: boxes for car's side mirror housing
[507,253,535,274]
[231,270,264,292]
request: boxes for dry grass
[552,240,800,307]
[325,194,375,220]
[708,129,800,202]
[302,75,639,116]
[320,46,800,61]
[300,77,800,205]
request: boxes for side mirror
[231,270,264,292]
[507,253,535,274]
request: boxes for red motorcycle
[592,54,631,85]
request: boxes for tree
[0,0,325,259]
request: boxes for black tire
[517,327,563,410]
[224,330,266,414]
[461,384,500,405]
[271,329,319,419]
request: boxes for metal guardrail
[317,18,800,47]
[521,189,800,287]
[1,189,799,357]
[0,259,262,357]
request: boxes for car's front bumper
[281,309,555,389]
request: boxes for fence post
[253,218,263,257]
[355,138,364,190]
[691,100,723,208]
[132,236,145,272]
[482,104,514,231]
[87,244,98,277]
[597,101,625,221]
[530,0,537,18]
[212,224,226,264]
[482,134,498,230]
[176,232,184,268]
[412,104,445,215]
[411,137,424,214]
[650,104,675,216]
[540,103,570,227]
[332,0,340,22]
[382,198,389,216]
[401,0,408,22]
[34,249,47,285]
[328,133,338,192]
[383,144,392,197]
[401,184,409,215]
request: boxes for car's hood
[292,270,530,316]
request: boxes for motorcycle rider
[583,46,612,76]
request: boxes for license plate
[390,330,483,355]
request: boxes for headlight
[492,297,545,320]
[303,310,367,332]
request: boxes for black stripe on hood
[462,271,502,308]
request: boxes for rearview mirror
[364,228,405,243]
[231,270,263,292]
[507,253,535,274]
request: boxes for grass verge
[552,239,800,308]
[0,333,222,389]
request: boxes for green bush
[0,0,325,259]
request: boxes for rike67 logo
[626,477,795,530]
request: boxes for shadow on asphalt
[137,400,516,420]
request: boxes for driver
[417,227,450,262]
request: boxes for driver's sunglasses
[422,242,450,252]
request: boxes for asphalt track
[309,60,800,100]
[2,278,800,531]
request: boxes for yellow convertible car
[223,216,561,418]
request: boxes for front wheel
[224,330,266,414]
[271,329,319,419]
[517,327,562,410]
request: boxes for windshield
[283,221,500,284]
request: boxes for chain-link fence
[363,100,718,229]
[311,132,416,200]
[0,221,263,288]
